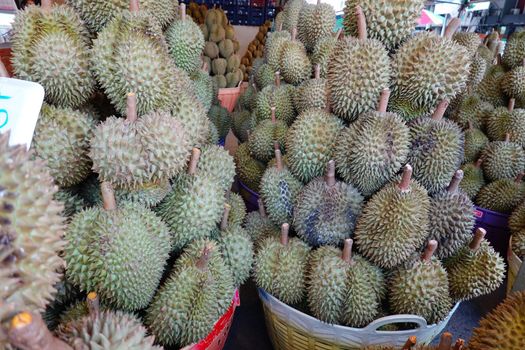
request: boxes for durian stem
[275,71,281,87]
[431,100,449,120]
[505,133,511,142]
[422,240,438,262]
[271,106,276,123]
[221,203,231,231]
[522,58,525,67]
[40,0,52,11]
[126,93,138,122]
[258,198,267,217]
[314,65,320,79]
[508,98,515,112]
[453,339,465,350]
[129,0,139,12]
[196,246,211,270]
[402,336,417,350]
[101,182,117,211]
[377,88,390,113]
[341,238,353,264]
[188,148,202,175]
[444,18,461,39]
[355,5,367,41]
[474,158,483,168]
[515,172,524,183]
[469,228,486,251]
[8,312,73,350]
[398,164,413,192]
[87,292,100,316]
[252,83,258,92]
[467,120,473,130]
[447,170,463,193]
[334,28,342,40]
[0,59,8,78]
[291,27,297,41]
[274,147,283,171]
[280,223,290,246]
[278,22,283,32]
[437,332,453,350]
[325,160,336,187]
[202,61,208,72]
[180,2,186,21]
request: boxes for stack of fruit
[186,1,208,25]
[232,0,508,332]
[242,20,272,81]
[0,0,254,348]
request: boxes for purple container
[218,138,226,146]
[237,179,260,212]
[473,206,511,259]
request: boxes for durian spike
[196,246,211,270]
[469,227,486,251]
[258,198,267,217]
[508,98,515,112]
[188,148,202,175]
[453,339,465,350]
[377,88,391,113]
[180,2,186,21]
[87,292,100,316]
[291,27,297,41]
[8,312,73,350]
[431,100,449,120]
[398,164,413,192]
[422,240,438,263]
[474,158,483,168]
[314,64,320,79]
[401,336,417,350]
[341,238,353,264]
[126,92,138,122]
[0,59,8,78]
[437,332,453,350]
[280,223,290,246]
[202,61,208,72]
[40,0,52,11]
[505,133,511,142]
[447,170,464,193]
[221,203,231,231]
[325,160,336,187]
[515,172,524,183]
[101,182,117,211]
[355,5,367,41]
[444,18,461,39]
[274,146,283,171]
[271,106,276,123]
[129,0,139,12]
[275,71,281,87]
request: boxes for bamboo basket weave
[508,237,523,294]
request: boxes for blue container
[473,206,511,259]
[237,179,260,212]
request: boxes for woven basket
[508,237,523,294]
[258,289,460,350]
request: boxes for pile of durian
[233,0,510,330]
[241,21,272,81]
[186,1,208,25]
[1,0,254,348]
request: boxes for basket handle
[363,314,428,333]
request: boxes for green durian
[477,64,507,107]
[248,107,288,162]
[145,239,235,347]
[208,104,232,140]
[204,41,220,58]
[226,69,243,88]
[213,74,227,88]
[171,89,211,148]
[42,275,81,330]
[0,133,65,346]
[243,201,280,243]
[166,4,205,74]
[227,54,241,72]
[387,96,432,122]
[286,108,343,183]
[190,64,214,112]
[209,23,226,43]
[389,241,452,324]
[503,31,525,70]
[255,72,296,125]
[297,2,335,51]
[208,122,220,145]
[311,35,337,79]
[197,145,236,191]
[157,149,224,251]
[32,104,95,188]
[238,82,257,112]
[468,291,525,350]
[428,170,475,259]
[475,174,525,213]
[11,3,95,108]
[477,44,495,64]
[445,228,505,302]
[266,30,292,71]
[234,142,266,191]
[502,65,525,101]
[278,29,311,85]
[463,126,489,163]
[281,0,305,32]
[219,39,235,58]
[225,192,247,227]
[486,101,515,141]
[467,52,488,90]
[255,63,276,90]
[407,101,464,194]
[294,161,363,247]
[453,32,482,57]
[212,58,227,76]
[511,230,525,259]
[54,189,86,220]
[64,183,172,311]
[232,109,257,142]
[254,224,310,305]
[293,65,328,113]
[481,135,525,182]
[114,179,171,208]
[355,165,430,269]
[509,201,525,233]
[451,93,493,130]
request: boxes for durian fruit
[225,191,247,227]
[248,107,288,162]
[255,63,276,90]
[453,32,482,57]
[466,52,488,90]
[238,81,257,111]
[243,199,280,244]
[407,101,464,195]
[512,231,525,259]
[114,179,171,208]
[355,165,430,269]
[293,65,328,113]
[477,64,508,108]
[391,19,470,112]
[343,0,423,51]
[294,161,363,247]
[477,44,495,64]
[503,62,525,104]
[217,204,254,286]
[389,240,453,324]
[197,145,236,191]
[297,1,335,52]
[205,41,220,58]
[468,291,525,350]
[67,0,177,33]
[506,108,525,147]
[459,158,485,200]
[0,132,65,347]
[171,89,211,148]
[335,89,411,196]
[42,275,81,330]
[90,93,191,190]
[475,173,525,213]
[311,33,338,79]
[307,239,383,327]
[281,0,305,32]
[445,228,505,302]
[54,190,86,220]
[65,182,172,311]
[146,239,234,347]
[157,149,224,251]
[255,72,296,125]
[278,28,311,85]
[32,105,95,188]
[234,142,266,191]
[486,99,515,141]
[254,223,311,304]
[11,1,95,108]
[232,109,257,143]
[190,62,214,112]
[481,133,525,182]
[327,6,391,121]
[260,148,303,226]
[503,31,525,70]
[286,108,343,183]
[510,203,525,258]
[463,123,489,163]
[428,170,475,259]
[451,93,493,130]
[57,293,103,326]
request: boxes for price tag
[0,77,44,149]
